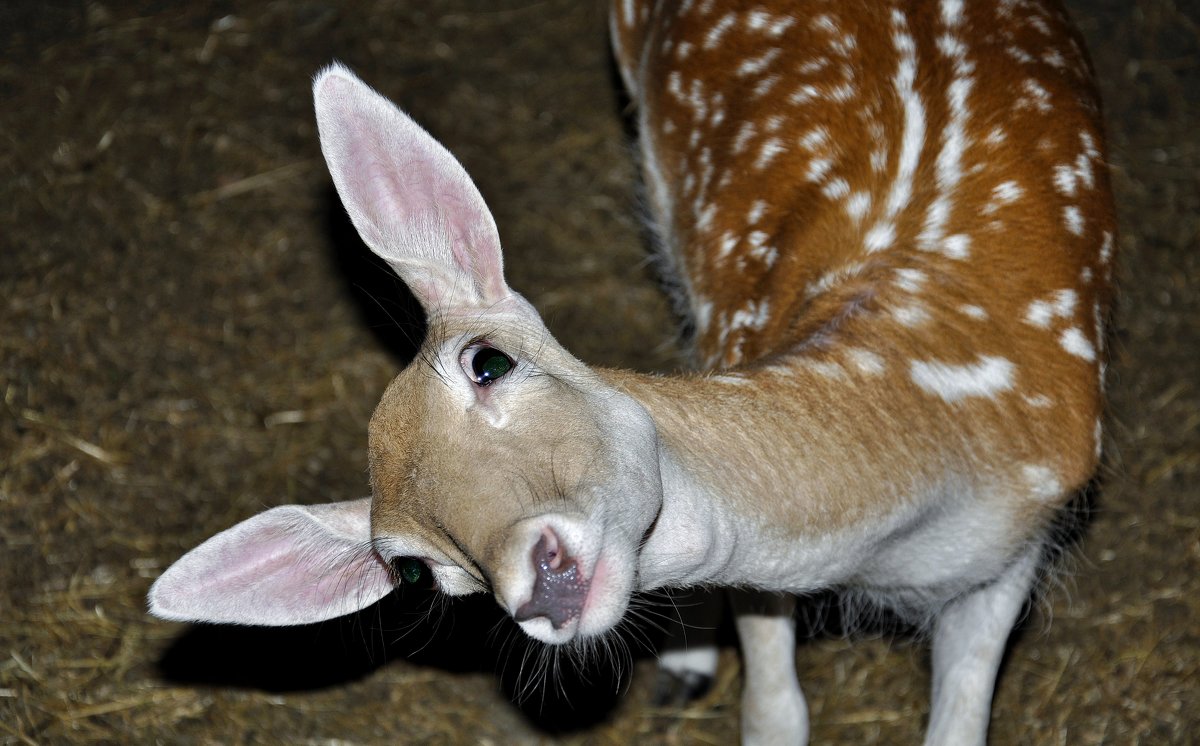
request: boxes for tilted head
[148,64,663,645]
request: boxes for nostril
[532,529,572,579]
[538,527,563,570]
[514,527,590,629]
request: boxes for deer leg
[732,590,808,746]
[654,587,723,705]
[925,544,1043,746]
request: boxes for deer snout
[496,513,633,644]
[514,527,591,629]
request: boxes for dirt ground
[1,1,1196,743]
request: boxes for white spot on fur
[1043,49,1067,68]
[994,180,1023,202]
[1007,45,1035,64]
[798,57,830,75]
[812,14,838,33]
[738,48,783,77]
[959,304,988,320]
[983,179,1023,214]
[704,13,737,49]
[730,299,771,332]
[806,157,833,183]
[746,230,778,266]
[1080,130,1100,159]
[755,137,786,169]
[682,171,696,195]
[919,196,951,250]
[828,82,856,102]
[870,145,889,173]
[920,18,974,257]
[1063,205,1085,235]
[845,191,871,222]
[894,268,927,293]
[1054,163,1078,196]
[1022,464,1063,502]
[941,0,965,25]
[865,222,896,253]
[799,126,830,151]
[1059,327,1096,361]
[1023,393,1053,408]
[822,177,850,199]
[747,200,768,225]
[732,122,757,154]
[886,33,924,217]
[1099,231,1114,264]
[667,71,685,101]
[752,74,781,98]
[717,231,738,258]
[831,33,856,57]
[865,11,924,256]
[804,262,865,300]
[687,79,708,122]
[745,10,772,31]
[846,347,885,375]
[943,233,971,259]
[768,17,795,37]
[789,84,820,105]
[910,355,1016,402]
[893,303,930,327]
[1074,151,1095,189]
[621,0,635,26]
[1020,78,1052,112]
[1025,289,1078,328]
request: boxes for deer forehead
[366,341,631,514]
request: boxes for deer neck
[603,364,930,593]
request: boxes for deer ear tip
[313,62,360,99]
[145,575,186,621]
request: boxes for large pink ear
[148,498,395,626]
[313,63,510,311]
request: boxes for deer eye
[467,346,514,386]
[395,557,427,586]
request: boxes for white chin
[517,616,581,645]
[514,574,632,645]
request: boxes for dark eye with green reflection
[469,346,514,386]
[396,557,425,585]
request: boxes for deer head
[149,64,663,646]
